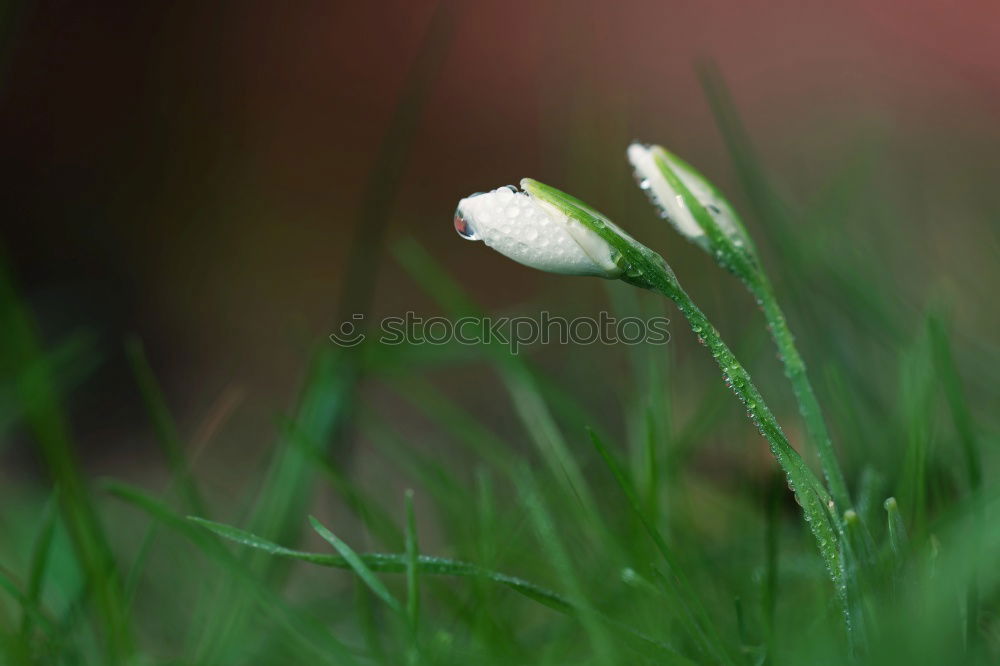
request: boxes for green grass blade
[0,568,59,639]
[927,315,982,493]
[855,466,885,527]
[404,489,420,635]
[0,331,97,449]
[663,284,844,583]
[189,516,573,613]
[896,328,936,533]
[883,497,908,576]
[395,241,603,522]
[393,241,628,530]
[19,490,59,638]
[191,513,695,661]
[361,415,470,533]
[404,489,421,663]
[192,346,356,663]
[185,515,341,567]
[248,347,356,545]
[124,336,206,514]
[842,510,874,574]
[657,65,851,512]
[760,473,781,664]
[310,516,405,615]
[587,427,732,665]
[514,468,618,664]
[927,313,982,654]
[104,482,358,664]
[500,364,601,520]
[25,493,59,598]
[390,377,518,473]
[697,60,904,343]
[393,239,481,317]
[283,417,403,550]
[0,256,133,663]
[751,276,851,510]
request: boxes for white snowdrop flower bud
[454,180,624,278]
[627,142,749,252]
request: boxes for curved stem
[648,275,848,621]
[750,273,852,511]
[502,179,854,631]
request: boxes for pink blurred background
[2,0,998,485]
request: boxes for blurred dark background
[2,0,999,496]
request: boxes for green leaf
[310,515,404,615]
[189,515,569,612]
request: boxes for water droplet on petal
[454,208,480,240]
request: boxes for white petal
[455,187,620,277]
[628,143,704,239]
[629,143,747,246]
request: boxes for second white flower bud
[627,142,748,251]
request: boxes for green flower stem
[516,179,848,621]
[638,146,850,512]
[649,273,847,614]
[748,272,852,512]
